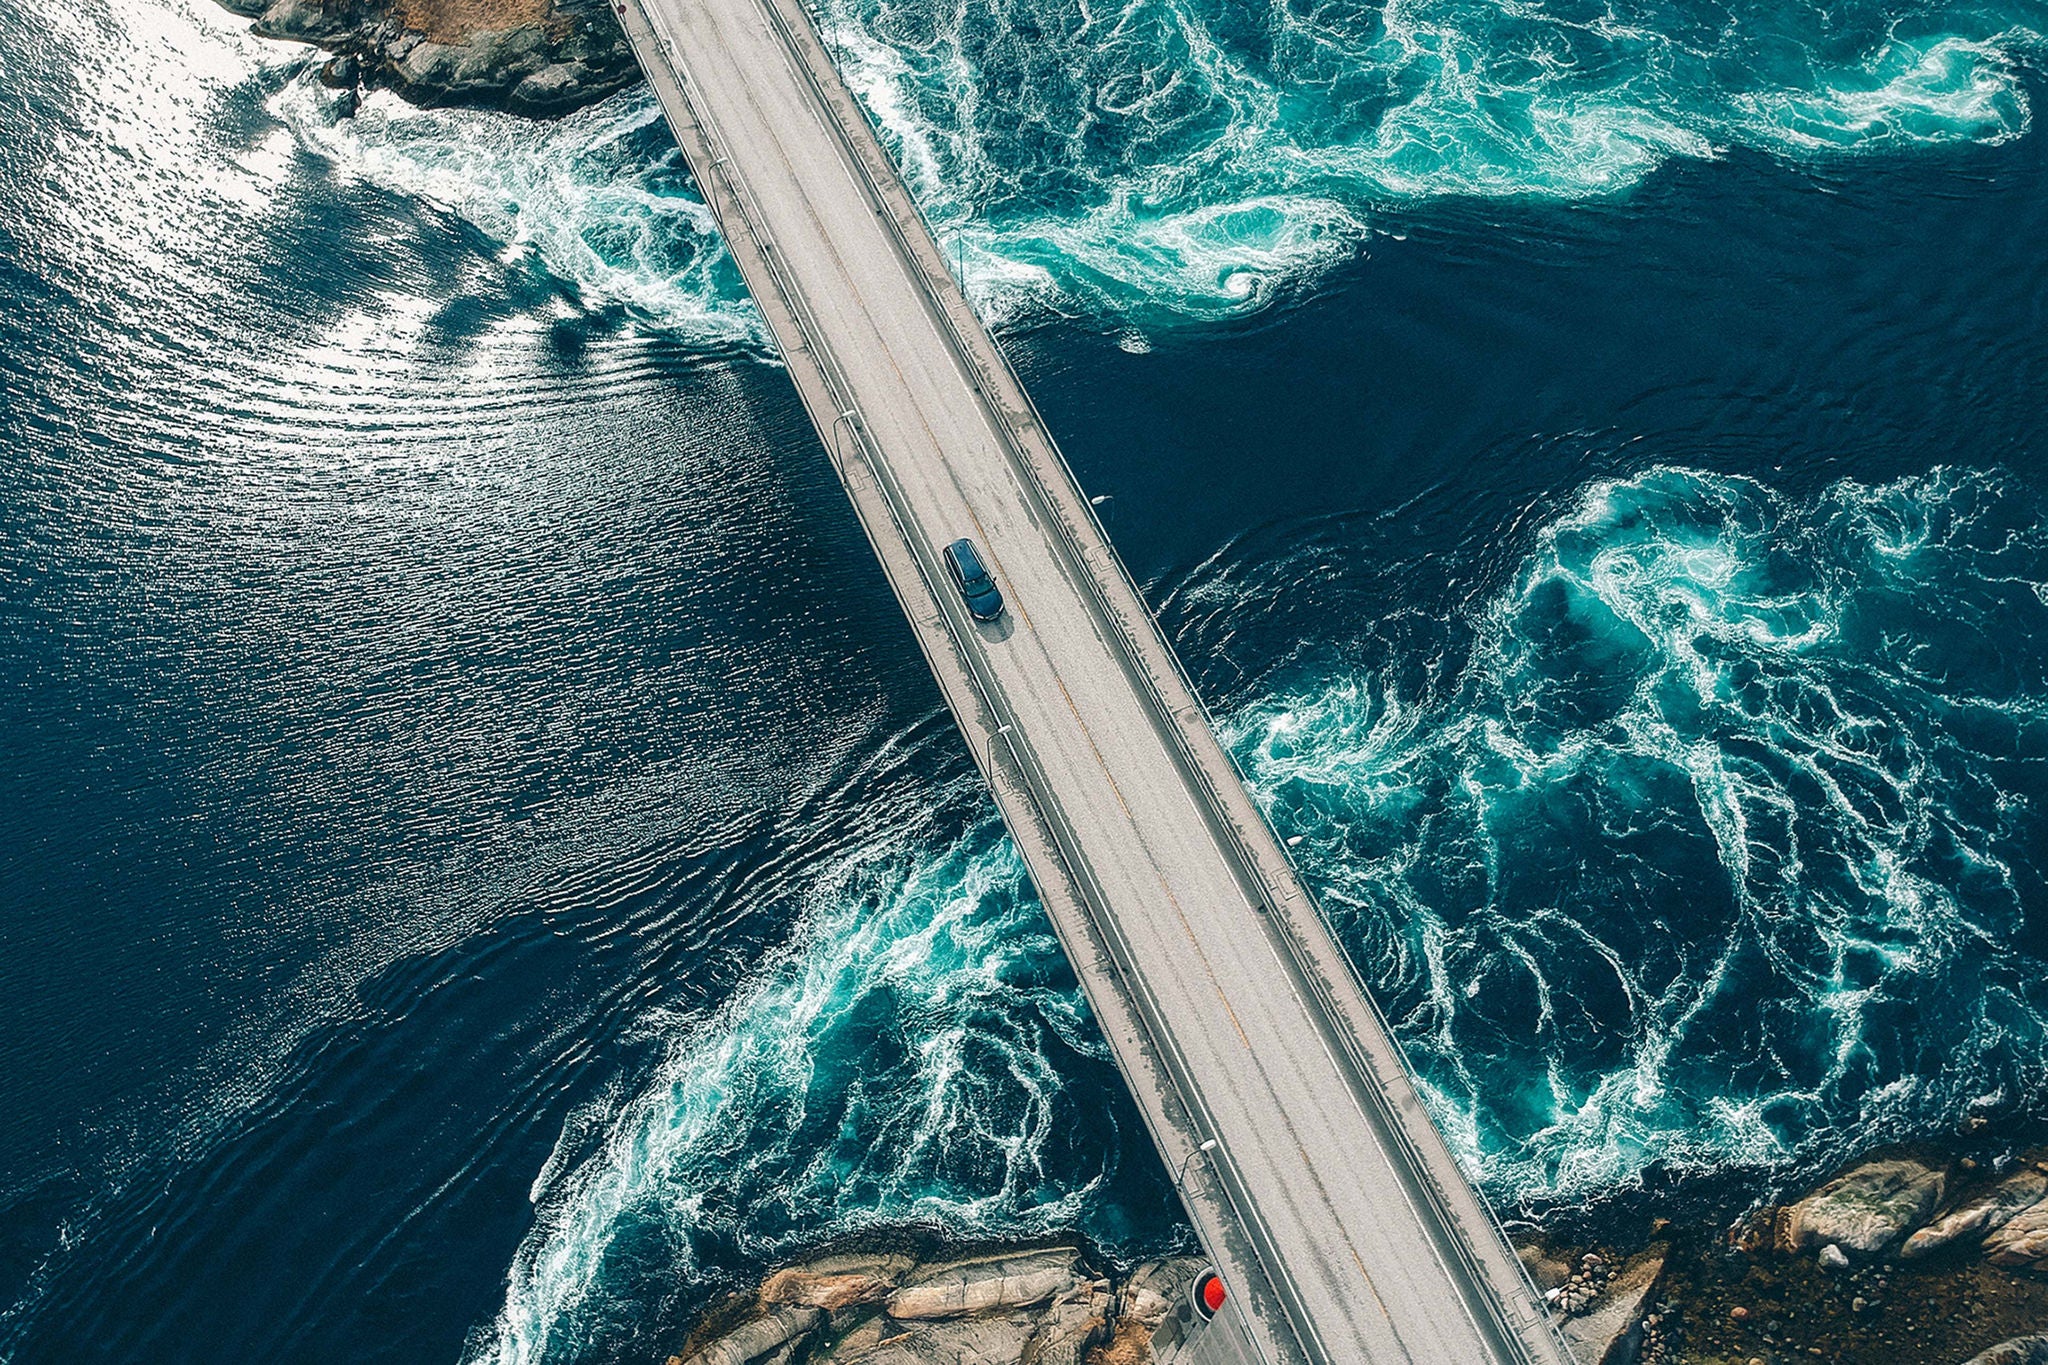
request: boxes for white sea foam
[1230,466,2048,1206]
[470,793,1119,1365]
[222,0,2044,331]
[809,0,2045,322]
[270,78,767,348]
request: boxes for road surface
[609,0,1573,1359]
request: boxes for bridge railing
[623,2,1569,1357]
[747,10,1571,1359]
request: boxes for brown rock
[759,1268,893,1313]
[1517,1243,1573,1292]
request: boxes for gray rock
[1985,1200,2048,1269]
[510,63,590,113]
[217,0,640,116]
[839,1311,1040,1363]
[683,1305,823,1365]
[1116,1257,1204,1330]
[1960,1336,2048,1365]
[1024,1278,1111,1365]
[1905,1167,2048,1260]
[885,1248,1078,1321]
[1786,1158,1947,1256]
[1819,1243,1851,1270]
[253,0,354,43]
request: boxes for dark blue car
[944,537,1005,621]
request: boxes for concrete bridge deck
[609,0,1572,1358]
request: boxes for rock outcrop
[668,1245,1199,1365]
[1783,1157,1948,1257]
[1962,1336,2048,1365]
[885,1248,1079,1320]
[1904,1167,2048,1260]
[1556,1247,1668,1365]
[1985,1201,2048,1270]
[214,0,639,114]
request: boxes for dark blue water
[2,0,2046,1360]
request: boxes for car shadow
[975,613,1016,643]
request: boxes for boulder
[839,1311,1041,1363]
[1985,1200,2048,1269]
[1116,1258,1204,1331]
[1960,1336,2048,1365]
[682,1305,823,1365]
[1903,1167,2048,1260]
[759,1267,894,1313]
[1557,1246,1665,1365]
[1517,1243,1573,1292]
[1024,1278,1111,1365]
[885,1248,1079,1321]
[1785,1158,1947,1256]
[509,63,590,114]
[253,0,354,42]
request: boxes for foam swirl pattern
[813,0,2048,319]
[1230,467,2048,1206]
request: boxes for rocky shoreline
[1518,1142,2048,1365]
[662,1241,1212,1365]
[214,0,639,114]
[668,1142,2048,1365]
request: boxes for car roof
[946,538,985,576]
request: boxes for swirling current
[1,0,2046,1361]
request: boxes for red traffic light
[1193,1269,1226,1319]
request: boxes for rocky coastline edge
[666,1140,2048,1365]
[215,0,639,115]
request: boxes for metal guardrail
[617,3,1569,1358]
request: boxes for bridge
[609,0,1573,1358]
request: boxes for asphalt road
[610,0,1572,1358]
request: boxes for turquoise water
[261,0,2048,332]
[817,0,2047,319]
[1230,465,2048,1203]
